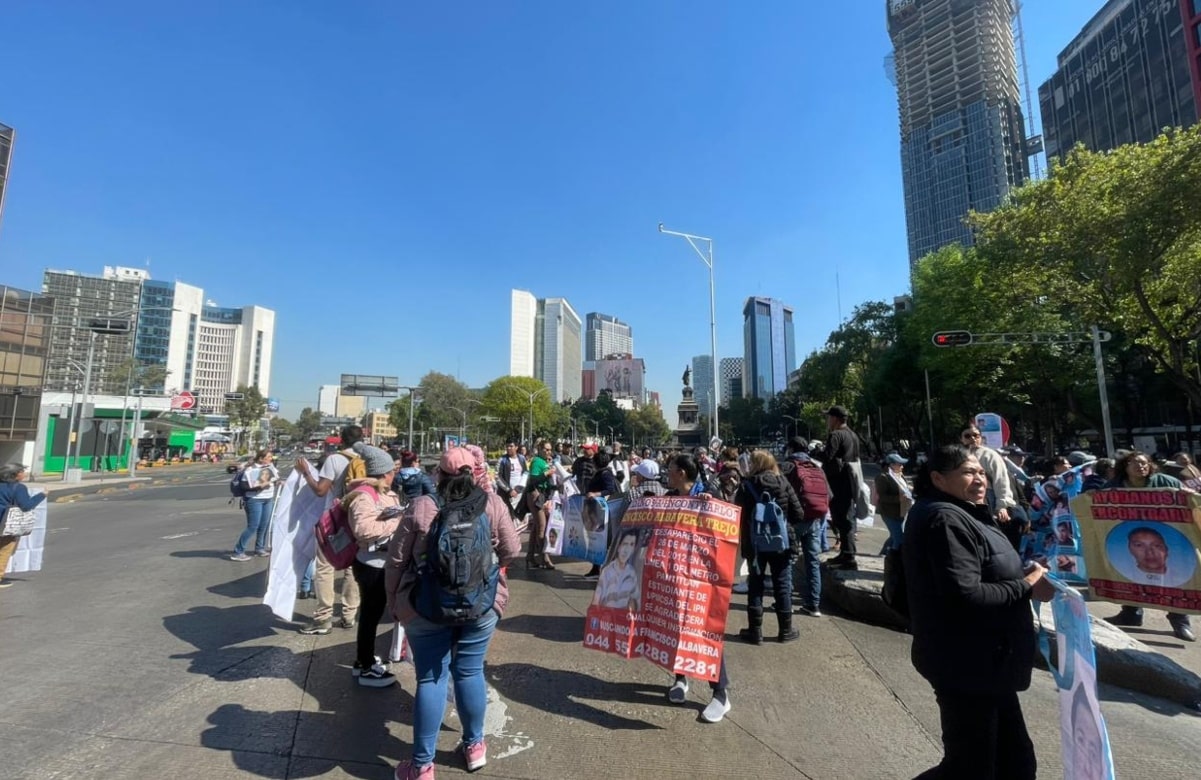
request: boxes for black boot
[738,607,763,645]
[1106,605,1144,627]
[776,609,800,643]
[1169,614,1196,642]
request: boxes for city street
[3,477,1200,779]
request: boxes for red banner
[582,495,739,682]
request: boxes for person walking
[873,453,912,556]
[230,450,280,561]
[822,406,861,570]
[385,447,520,778]
[904,445,1055,779]
[736,451,804,644]
[0,463,47,587]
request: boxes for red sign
[583,496,738,682]
[171,391,196,411]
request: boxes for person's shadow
[487,662,664,730]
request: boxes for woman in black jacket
[736,450,806,644]
[903,445,1055,780]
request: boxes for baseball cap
[1002,446,1026,457]
[439,447,475,475]
[632,460,660,480]
[788,436,809,453]
[826,405,849,419]
[885,453,908,465]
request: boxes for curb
[821,556,1201,708]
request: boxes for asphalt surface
[2,477,1200,779]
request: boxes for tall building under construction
[887,0,1030,267]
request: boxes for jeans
[350,560,388,668]
[793,520,821,611]
[916,689,1036,780]
[747,550,793,615]
[235,498,273,554]
[818,513,832,552]
[405,609,500,767]
[881,516,904,554]
[300,557,316,593]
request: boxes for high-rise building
[742,298,796,401]
[719,357,744,406]
[510,290,582,403]
[0,285,53,464]
[888,0,1029,266]
[691,355,715,420]
[1187,0,1201,109]
[318,384,340,416]
[509,290,537,377]
[0,123,14,231]
[585,313,633,363]
[1039,0,1198,161]
[43,267,274,415]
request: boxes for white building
[585,312,633,363]
[509,289,537,377]
[509,290,582,403]
[318,384,340,416]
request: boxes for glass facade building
[719,357,744,406]
[42,268,145,395]
[584,312,633,363]
[1039,0,1199,160]
[691,355,715,419]
[0,123,13,229]
[742,298,796,401]
[888,0,1029,267]
[0,285,52,454]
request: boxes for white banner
[5,490,48,574]
[262,472,324,620]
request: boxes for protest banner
[582,495,738,682]
[974,412,1009,450]
[1072,488,1201,614]
[1024,464,1091,585]
[5,489,47,574]
[545,504,564,555]
[561,494,610,565]
[1037,580,1116,780]
[263,471,325,620]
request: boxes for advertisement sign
[1072,488,1201,614]
[594,357,645,400]
[339,374,399,398]
[266,397,280,413]
[582,496,738,682]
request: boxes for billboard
[266,397,280,413]
[594,358,644,400]
[339,374,398,398]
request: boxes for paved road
[2,480,1200,779]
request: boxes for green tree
[626,403,670,447]
[226,385,267,451]
[479,376,558,444]
[106,357,171,395]
[294,407,325,444]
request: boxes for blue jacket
[393,467,437,501]
[0,481,47,513]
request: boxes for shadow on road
[497,613,584,643]
[208,569,270,600]
[488,661,663,730]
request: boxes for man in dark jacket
[495,442,527,519]
[822,405,860,570]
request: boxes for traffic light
[931,330,973,347]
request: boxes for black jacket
[902,489,1035,696]
[822,427,859,496]
[736,472,805,561]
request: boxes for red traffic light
[932,330,973,347]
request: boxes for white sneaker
[701,691,731,723]
[667,678,688,703]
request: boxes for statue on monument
[682,365,692,387]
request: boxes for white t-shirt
[319,452,351,509]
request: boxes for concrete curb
[821,556,1201,708]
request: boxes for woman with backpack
[0,462,47,588]
[736,451,805,645]
[230,450,280,562]
[386,447,520,779]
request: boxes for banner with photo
[560,494,630,565]
[4,490,47,574]
[1037,581,1116,780]
[1072,488,1201,614]
[1023,463,1092,585]
[263,472,324,621]
[582,496,739,683]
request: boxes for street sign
[340,374,399,398]
[171,391,196,410]
[932,330,974,347]
[224,392,245,401]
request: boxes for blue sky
[0,1,1105,420]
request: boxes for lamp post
[782,414,797,441]
[659,223,718,442]
[63,317,133,482]
[447,406,468,445]
[399,385,420,452]
[499,382,551,445]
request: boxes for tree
[626,403,670,447]
[294,407,324,444]
[478,376,558,444]
[227,385,267,446]
[106,357,171,395]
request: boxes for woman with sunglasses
[523,440,558,569]
[1102,451,1195,642]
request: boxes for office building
[1188,0,1201,110]
[691,355,715,420]
[1039,0,1198,160]
[0,123,13,230]
[509,290,538,377]
[888,0,1029,266]
[585,313,633,363]
[0,285,53,464]
[509,290,582,403]
[742,298,796,401]
[44,267,274,415]
[318,384,340,416]
[720,357,744,406]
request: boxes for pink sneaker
[463,740,487,772]
[394,761,434,780]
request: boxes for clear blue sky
[0,1,1104,421]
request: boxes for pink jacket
[345,482,402,550]
[385,490,520,624]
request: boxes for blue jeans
[793,520,821,611]
[405,609,500,767]
[881,516,904,554]
[235,498,273,554]
[818,513,832,552]
[300,558,316,592]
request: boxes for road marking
[482,682,534,758]
[48,527,70,534]
[161,531,201,540]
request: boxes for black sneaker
[356,666,396,688]
[352,656,384,677]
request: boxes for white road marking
[161,531,200,539]
[482,681,534,758]
[48,527,70,534]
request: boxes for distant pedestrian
[394,451,437,503]
[230,450,279,561]
[822,406,861,570]
[0,463,46,588]
[873,453,912,556]
[736,451,804,644]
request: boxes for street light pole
[399,386,419,452]
[64,330,98,480]
[659,224,718,443]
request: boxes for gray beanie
[352,442,394,477]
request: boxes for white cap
[632,460,660,480]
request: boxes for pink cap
[439,446,475,475]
